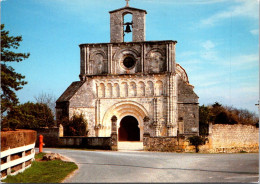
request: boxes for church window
[123,56,136,69]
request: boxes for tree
[188,136,206,153]
[34,92,56,118]
[199,105,210,136]
[62,114,88,136]
[1,102,55,130]
[1,24,30,117]
[199,102,259,130]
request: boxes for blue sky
[1,0,259,114]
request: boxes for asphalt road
[44,148,259,183]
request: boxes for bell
[125,24,132,33]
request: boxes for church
[56,1,199,147]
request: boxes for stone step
[118,141,144,151]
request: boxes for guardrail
[1,143,35,179]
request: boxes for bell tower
[109,0,147,43]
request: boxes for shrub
[188,136,206,153]
[62,114,88,136]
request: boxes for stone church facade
[56,3,199,143]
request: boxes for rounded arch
[129,82,137,97]
[90,50,107,60]
[146,48,165,58]
[101,101,149,138]
[138,81,145,96]
[119,115,140,141]
[98,83,105,98]
[146,81,154,96]
[122,11,133,16]
[113,48,140,62]
[107,83,112,97]
[155,80,164,96]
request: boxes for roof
[109,6,147,14]
[56,81,84,103]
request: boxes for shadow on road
[76,162,258,175]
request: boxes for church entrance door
[118,116,140,141]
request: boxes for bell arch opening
[118,116,140,141]
[123,13,133,42]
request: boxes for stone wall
[59,137,112,150]
[33,127,60,147]
[109,7,146,43]
[177,77,199,135]
[200,124,259,153]
[143,133,195,152]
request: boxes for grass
[2,153,78,183]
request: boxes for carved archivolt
[96,80,164,98]
[113,48,141,71]
[176,64,189,83]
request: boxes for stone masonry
[56,3,199,145]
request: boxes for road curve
[44,148,259,183]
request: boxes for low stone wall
[59,137,112,150]
[33,127,60,147]
[200,124,259,153]
[143,133,195,152]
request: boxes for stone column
[110,115,118,151]
[167,124,174,137]
[143,116,150,133]
[153,121,161,137]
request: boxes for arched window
[99,83,105,98]
[138,81,145,96]
[155,81,163,96]
[129,82,137,97]
[121,82,128,97]
[147,81,154,96]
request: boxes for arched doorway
[118,116,140,141]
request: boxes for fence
[1,143,36,179]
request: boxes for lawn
[2,152,78,183]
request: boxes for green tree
[199,102,258,130]
[2,102,55,130]
[199,105,210,136]
[188,136,206,153]
[62,114,88,136]
[1,24,30,117]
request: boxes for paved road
[44,148,259,183]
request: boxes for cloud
[225,53,259,69]
[201,40,215,50]
[250,29,259,35]
[200,40,219,61]
[200,0,259,26]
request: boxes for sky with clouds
[1,0,259,114]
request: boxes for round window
[123,56,136,69]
